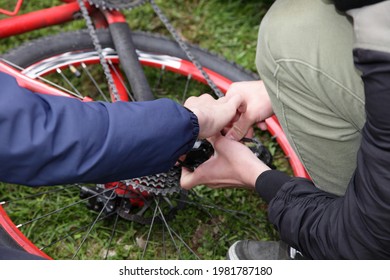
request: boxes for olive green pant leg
[256,0,365,195]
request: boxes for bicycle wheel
[0,30,305,259]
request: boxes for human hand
[184,93,246,139]
[180,134,270,190]
[224,80,273,140]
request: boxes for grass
[0,0,288,260]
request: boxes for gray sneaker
[227,240,306,260]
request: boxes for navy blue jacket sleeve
[255,49,390,259]
[0,72,199,186]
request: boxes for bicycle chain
[148,0,224,98]
[77,0,120,101]
[88,0,147,10]
[86,0,224,98]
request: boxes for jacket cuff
[183,106,200,147]
[255,170,291,204]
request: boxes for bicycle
[0,0,309,260]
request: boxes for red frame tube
[0,1,90,39]
[0,0,23,16]
[0,61,77,98]
[266,116,310,179]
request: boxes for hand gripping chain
[125,138,275,196]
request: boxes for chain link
[77,0,120,101]
[149,0,224,98]
[88,0,147,10]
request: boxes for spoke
[185,191,263,232]
[72,184,118,259]
[56,68,83,97]
[153,197,200,259]
[153,65,165,93]
[35,75,83,99]
[141,197,160,259]
[166,224,200,259]
[81,62,109,102]
[15,186,119,228]
[104,211,120,260]
[0,58,83,99]
[39,212,115,251]
[153,197,181,257]
[0,185,76,205]
[181,74,191,104]
[162,222,166,258]
[107,60,135,102]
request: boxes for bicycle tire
[4,29,258,83]
[0,30,304,260]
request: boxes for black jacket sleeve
[333,0,385,11]
[255,24,390,260]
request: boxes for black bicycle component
[109,23,154,101]
[241,137,275,169]
[79,185,117,214]
[88,0,147,10]
[181,137,275,171]
[125,166,182,195]
[179,140,214,171]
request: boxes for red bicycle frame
[0,0,23,16]
[0,0,125,39]
[0,0,134,101]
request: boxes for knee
[256,0,350,70]
[255,0,315,76]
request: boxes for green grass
[0,0,287,260]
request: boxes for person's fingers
[199,93,215,102]
[206,133,222,146]
[257,121,267,131]
[180,155,216,189]
[224,93,247,116]
[184,93,215,110]
[225,115,252,140]
[180,167,198,190]
[245,127,254,138]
